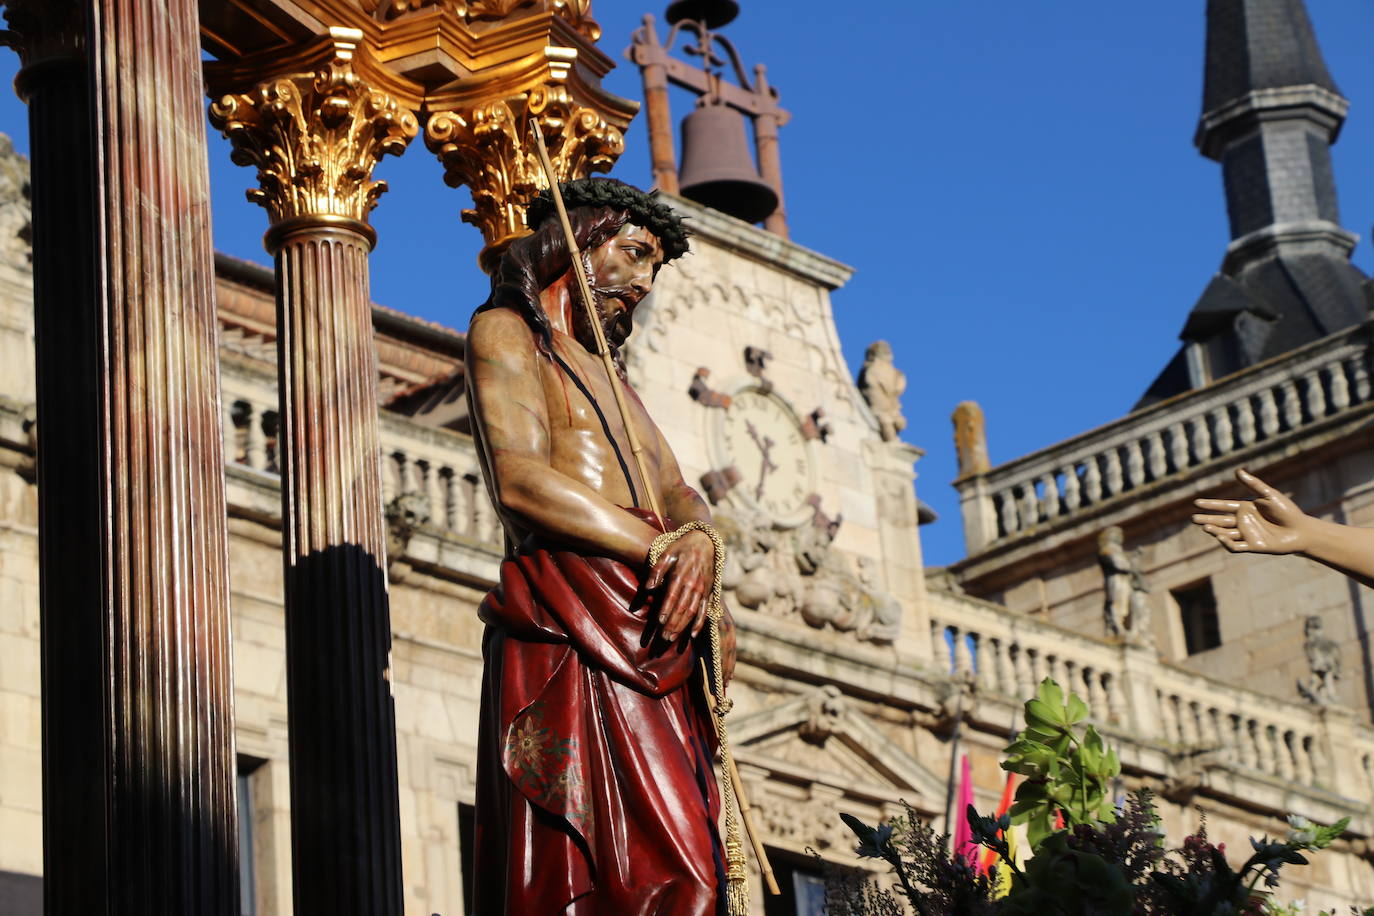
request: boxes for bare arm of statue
[647,430,738,682]
[467,307,661,565]
[1191,468,1374,590]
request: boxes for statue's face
[578,221,665,350]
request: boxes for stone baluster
[1291,732,1314,785]
[424,460,446,528]
[930,621,946,669]
[1168,422,1189,471]
[1124,439,1145,489]
[973,634,996,691]
[11,0,241,907]
[1188,415,1212,465]
[1103,449,1123,496]
[1330,362,1351,410]
[1157,692,1180,744]
[1020,484,1040,529]
[1251,720,1274,774]
[993,638,1015,695]
[245,403,268,470]
[380,449,398,505]
[1257,387,1280,438]
[998,490,1018,537]
[1062,465,1081,511]
[1303,370,1326,421]
[952,627,974,676]
[1235,396,1257,447]
[1040,473,1060,520]
[1085,669,1109,720]
[1061,660,1079,699]
[1180,698,1201,746]
[1046,653,1064,687]
[1012,642,1034,696]
[1145,430,1166,480]
[1104,672,1125,725]
[208,31,421,914]
[1232,715,1257,769]
[1350,356,1371,402]
[223,402,240,468]
[1083,457,1103,503]
[1280,379,1302,430]
[1201,706,1224,748]
[1211,406,1233,455]
[1271,725,1295,780]
[1027,646,1046,685]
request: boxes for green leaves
[1001,678,1121,849]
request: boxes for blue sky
[4,2,1374,566]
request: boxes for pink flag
[952,754,982,871]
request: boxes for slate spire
[1138,0,1369,407]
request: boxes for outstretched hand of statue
[1192,469,1310,555]
[646,530,716,643]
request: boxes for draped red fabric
[473,513,724,915]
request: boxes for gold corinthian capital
[426,80,625,270]
[208,27,422,239]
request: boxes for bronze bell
[664,0,739,29]
[677,103,778,225]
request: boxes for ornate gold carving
[370,0,599,41]
[426,82,624,269]
[208,28,420,227]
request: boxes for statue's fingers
[1203,525,1248,552]
[646,553,673,591]
[1237,468,1279,499]
[1195,498,1241,512]
[1191,513,1236,528]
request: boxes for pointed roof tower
[1139,0,1369,407]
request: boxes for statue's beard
[572,256,636,352]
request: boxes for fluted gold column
[4,0,239,911]
[209,28,418,915]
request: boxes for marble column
[5,0,239,911]
[209,29,418,915]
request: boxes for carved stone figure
[1298,616,1341,705]
[1098,526,1153,644]
[465,178,735,914]
[792,508,901,643]
[857,339,906,441]
[714,502,781,609]
[799,684,847,745]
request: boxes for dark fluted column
[208,29,418,915]
[4,0,239,911]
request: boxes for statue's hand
[646,530,715,643]
[1192,468,1311,555]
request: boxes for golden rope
[649,522,748,916]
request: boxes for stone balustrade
[957,326,1374,554]
[221,366,502,551]
[930,590,1373,804]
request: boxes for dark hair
[480,205,630,351]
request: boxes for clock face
[718,387,815,522]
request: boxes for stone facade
[2,136,1374,913]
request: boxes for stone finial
[951,401,990,479]
[857,340,906,442]
[1298,615,1341,705]
[208,29,421,236]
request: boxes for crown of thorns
[525,178,690,262]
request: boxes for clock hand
[754,435,778,502]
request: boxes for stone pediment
[731,685,944,809]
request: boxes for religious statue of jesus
[465,177,737,915]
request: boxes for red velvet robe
[473,512,724,915]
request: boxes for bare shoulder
[467,306,536,359]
